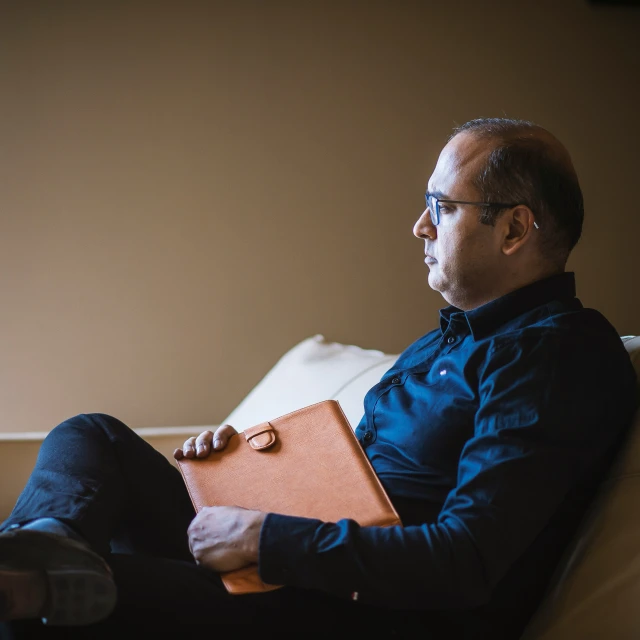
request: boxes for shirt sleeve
[257,333,637,610]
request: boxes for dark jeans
[1,414,457,639]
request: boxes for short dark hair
[452,118,584,264]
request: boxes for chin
[428,275,456,305]
[427,272,443,293]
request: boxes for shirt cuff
[258,512,323,589]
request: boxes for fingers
[172,425,238,461]
[173,435,196,460]
[212,424,238,451]
[194,430,214,457]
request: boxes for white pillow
[221,334,399,432]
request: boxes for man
[1,118,637,639]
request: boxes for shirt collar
[438,272,578,340]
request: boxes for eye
[438,204,453,214]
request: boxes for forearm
[257,512,488,610]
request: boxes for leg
[0,413,199,628]
[5,554,458,638]
[1,413,195,560]
[1,416,459,638]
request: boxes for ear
[501,205,537,256]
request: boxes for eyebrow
[424,189,448,200]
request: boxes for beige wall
[0,0,638,433]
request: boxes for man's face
[413,132,506,310]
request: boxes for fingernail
[197,445,205,453]
[213,439,222,449]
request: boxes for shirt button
[363,432,373,443]
[391,376,400,384]
[447,336,455,344]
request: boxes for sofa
[1,333,638,638]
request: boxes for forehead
[427,132,491,196]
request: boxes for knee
[58,413,134,438]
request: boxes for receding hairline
[450,119,577,178]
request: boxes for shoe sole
[43,567,117,626]
[0,530,117,626]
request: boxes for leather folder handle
[244,422,277,451]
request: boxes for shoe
[0,529,117,626]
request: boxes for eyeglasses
[424,192,539,229]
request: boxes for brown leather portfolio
[176,399,401,595]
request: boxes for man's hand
[173,424,238,460]
[174,426,266,572]
[187,505,267,572]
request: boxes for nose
[413,208,436,240]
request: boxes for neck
[451,265,566,311]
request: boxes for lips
[425,254,437,264]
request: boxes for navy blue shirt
[259,273,638,636]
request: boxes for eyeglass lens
[426,195,438,226]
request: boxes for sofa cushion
[221,334,399,432]
[522,335,640,640]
